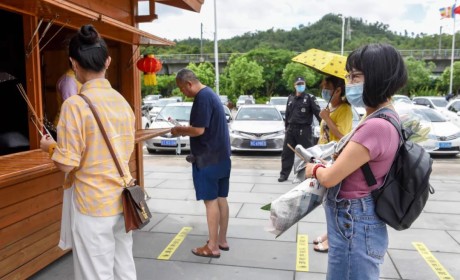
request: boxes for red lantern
[136,54,162,86]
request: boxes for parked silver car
[229,105,285,152]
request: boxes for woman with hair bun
[40,25,137,279]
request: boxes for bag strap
[78,94,125,178]
[361,111,404,187]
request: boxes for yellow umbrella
[292,49,347,80]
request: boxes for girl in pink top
[305,44,407,280]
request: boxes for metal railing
[156,50,460,63]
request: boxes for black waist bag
[362,113,435,231]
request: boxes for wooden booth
[0,0,203,279]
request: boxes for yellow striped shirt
[53,78,135,216]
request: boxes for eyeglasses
[345,71,364,83]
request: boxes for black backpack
[361,112,435,231]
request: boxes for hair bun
[78,25,99,45]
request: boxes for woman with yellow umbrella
[293,49,353,253]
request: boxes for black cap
[295,77,305,84]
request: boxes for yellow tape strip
[296,234,309,271]
[412,242,454,280]
[157,227,192,260]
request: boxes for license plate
[438,142,452,148]
[161,139,177,146]
[250,140,267,147]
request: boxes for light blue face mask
[321,89,333,101]
[345,83,365,107]
[295,84,306,93]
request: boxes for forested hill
[151,14,448,54]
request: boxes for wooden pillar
[23,15,43,150]
[119,43,144,187]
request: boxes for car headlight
[453,132,460,139]
[427,134,437,140]
[230,130,242,136]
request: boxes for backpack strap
[360,110,404,187]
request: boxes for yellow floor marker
[296,234,309,272]
[157,227,192,260]
[412,242,454,280]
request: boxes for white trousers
[70,195,137,280]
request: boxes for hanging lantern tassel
[136,54,162,86]
[144,72,157,86]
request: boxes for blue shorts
[192,158,231,200]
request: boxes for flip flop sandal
[207,240,230,251]
[313,242,329,253]
[313,236,324,245]
[192,244,221,258]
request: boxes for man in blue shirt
[171,69,231,258]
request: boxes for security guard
[278,77,321,182]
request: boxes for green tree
[402,57,434,96]
[282,62,322,94]
[242,48,295,98]
[228,56,264,97]
[155,75,178,97]
[440,61,460,95]
[186,62,216,88]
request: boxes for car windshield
[154,99,177,107]
[414,108,446,122]
[235,107,282,121]
[156,105,192,122]
[449,101,460,112]
[238,96,251,101]
[270,98,288,105]
[144,95,159,101]
[431,99,448,107]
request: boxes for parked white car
[236,95,255,109]
[148,97,180,119]
[145,103,192,154]
[395,104,460,156]
[268,96,288,119]
[412,96,460,127]
[229,105,285,152]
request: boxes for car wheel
[147,148,156,154]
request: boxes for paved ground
[31,152,460,280]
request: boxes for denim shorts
[192,158,231,200]
[325,185,388,280]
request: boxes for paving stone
[428,190,460,201]
[146,199,243,217]
[252,183,296,194]
[388,228,460,253]
[154,179,195,189]
[410,212,460,230]
[135,258,294,280]
[389,249,460,279]
[139,212,168,232]
[423,201,460,214]
[145,188,196,200]
[227,191,281,204]
[145,171,192,180]
[448,230,460,244]
[229,182,254,192]
[210,238,297,270]
[236,203,271,219]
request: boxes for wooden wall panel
[0,204,61,250]
[69,0,132,25]
[0,187,62,230]
[0,172,64,208]
[0,230,60,278]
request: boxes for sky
[139,0,459,44]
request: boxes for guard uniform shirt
[284,92,321,128]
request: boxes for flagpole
[449,1,457,95]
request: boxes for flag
[455,5,460,15]
[440,6,453,18]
